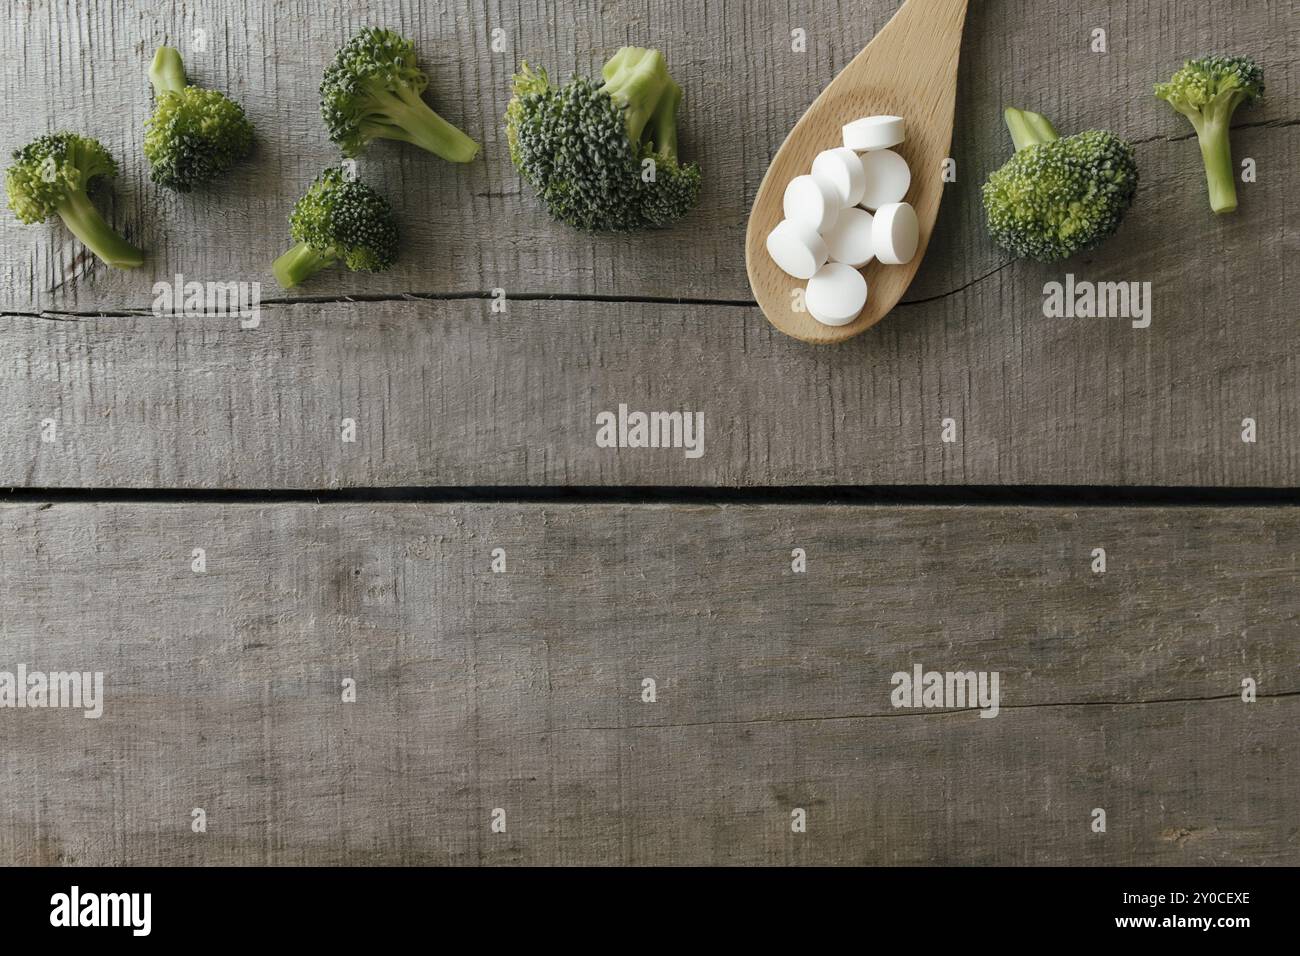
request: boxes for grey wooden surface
[1,0,1297,488]
[3,296,1296,488]
[1,1,1296,870]
[0,502,1296,865]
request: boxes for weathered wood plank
[1,502,1296,864]
[0,0,1294,311]
[2,286,1295,487]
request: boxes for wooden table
[0,0,1295,865]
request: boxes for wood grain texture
[0,501,1295,865]
[2,284,1296,488]
[0,0,1295,489]
[0,0,1293,310]
[746,0,968,343]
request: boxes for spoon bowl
[745,0,970,344]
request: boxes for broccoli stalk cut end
[1004,107,1060,151]
[272,241,333,289]
[600,48,672,146]
[149,45,187,97]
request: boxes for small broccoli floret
[271,166,399,288]
[505,47,702,231]
[1155,55,1264,214]
[320,27,479,162]
[5,132,144,268]
[144,46,254,191]
[982,108,1138,262]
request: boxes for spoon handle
[870,0,969,63]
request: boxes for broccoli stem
[1004,107,1060,151]
[601,48,672,145]
[57,190,144,268]
[149,46,187,97]
[272,242,334,288]
[1196,114,1238,214]
[368,85,480,163]
[647,81,682,159]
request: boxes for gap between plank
[3,485,1297,507]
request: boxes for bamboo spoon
[745,0,970,344]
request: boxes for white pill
[821,207,876,268]
[842,115,905,151]
[783,174,840,233]
[872,202,919,265]
[806,262,868,327]
[858,149,911,210]
[811,147,866,207]
[766,218,829,280]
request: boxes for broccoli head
[271,165,399,288]
[5,132,144,268]
[505,47,702,231]
[1155,55,1264,214]
[982,108,1138,262]
[320,27,479,162]
[144,46,254,191]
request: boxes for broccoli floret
[504,47,702,231]
[5,132,144,268]
[1155,55,1264,214]
[320,27,479,162]
[982,108,1138,262]
[271,166,399,288]
[144,46,254,191]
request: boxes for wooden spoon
[745,0,970,344]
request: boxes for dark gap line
[259,291,763,309]
[2,485,1296,507]
[3,270,1014,317]
[3,290,762,321]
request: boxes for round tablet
[811,147,866,207]
[783,174,840,233]
[842,115,905,151]
[872,202,919,265]
[806,262,868,327]
[821,207,875,268]
[766,219,829,280]
[858,149,911,210]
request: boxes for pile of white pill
[765,115,919,327]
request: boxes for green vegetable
[272,166,399,288]
[144,45,254,191]
[1155,55,1264,214]
[505,47,702,231]
[5,132,144,268]
[982,108,1138,262]
[320,27,479,162]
